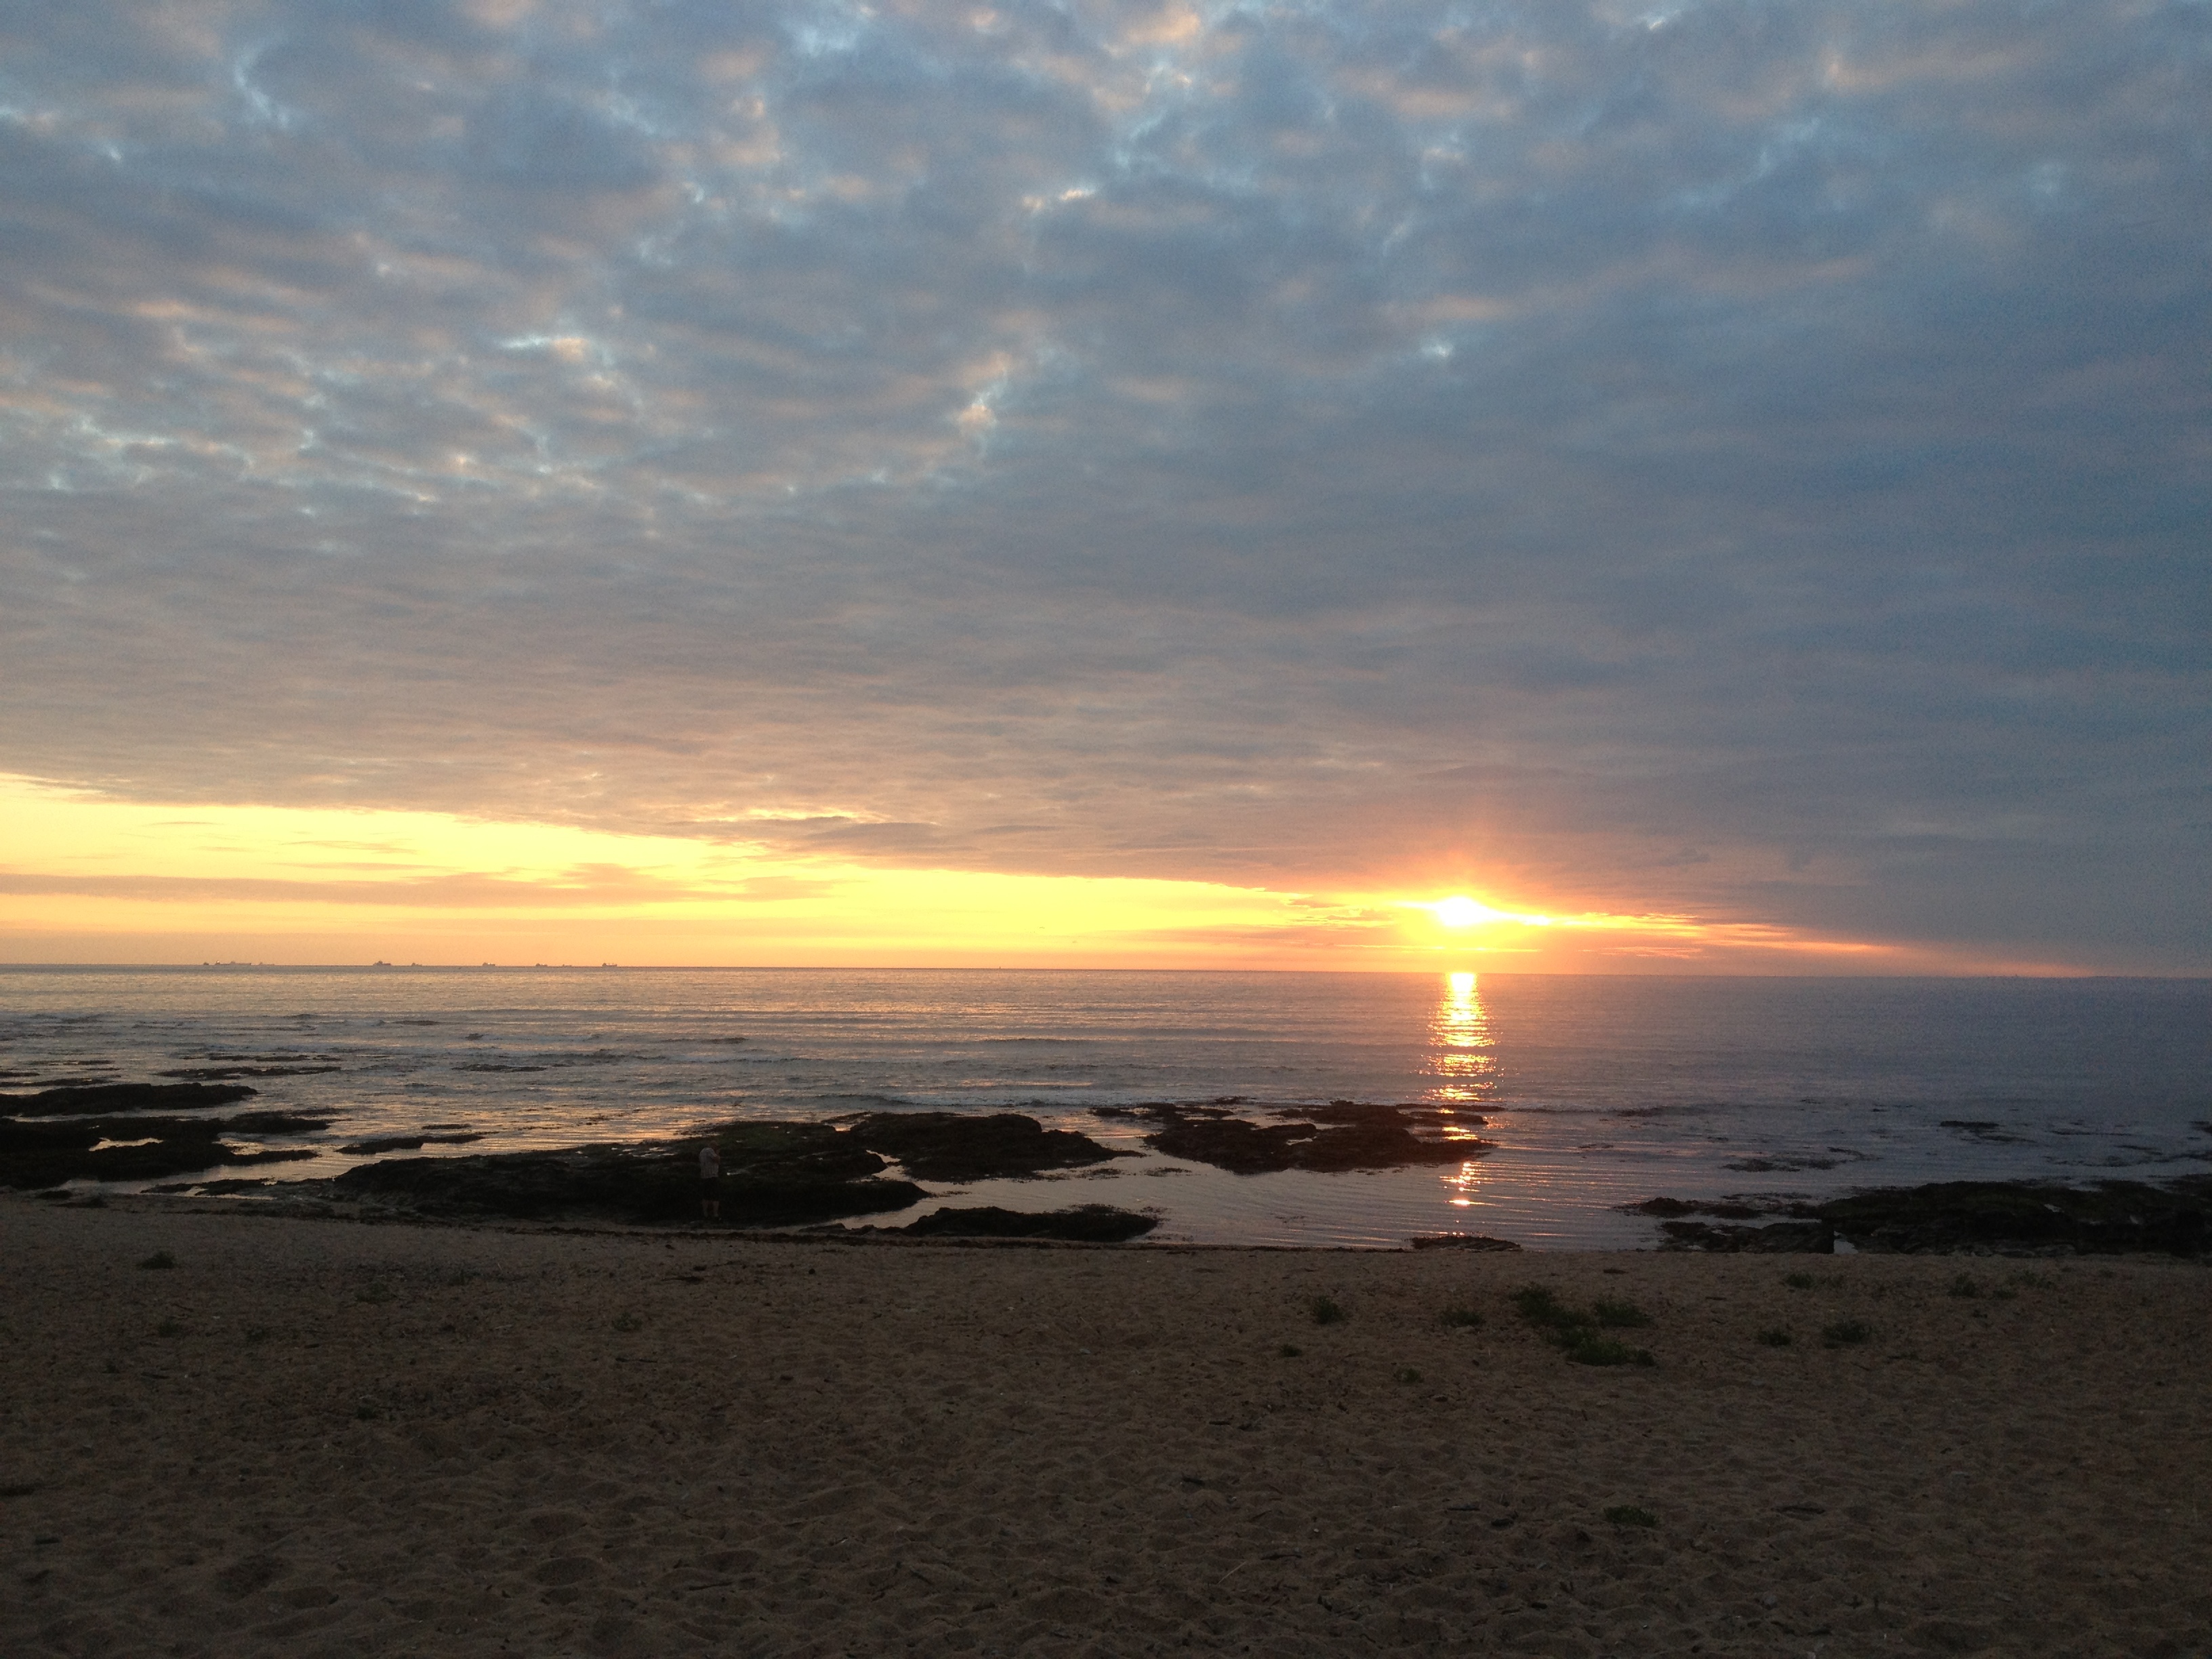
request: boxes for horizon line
[0,962,2203,982]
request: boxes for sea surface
[3,967,2207,1248]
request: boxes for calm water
[3,968,2207,1248]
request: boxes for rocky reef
[0,1111,327,1187]
[320,1113,1165,1230]
[330,1120,924,1226]
[334,1132,487,1155]
[1092,1101,1487,1174]
[840,1111,1127,1181]
[1639,1176,2212,1255]
[1,1082,260,1117]
[889,1204,1158,1242]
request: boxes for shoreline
[5,1195,2210,1656]
[13,1090,2209,1255]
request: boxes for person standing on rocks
[698,1139,721,1221]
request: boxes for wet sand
[3,1195,2208,1657]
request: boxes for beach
[4,1197,2207,1657]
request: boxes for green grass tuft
[356,1282,394,1305]
[1756,1327,1793,1347]
[1437,1305,1485,1330]
[1948,1273,1982,1298]
[155,1318,184,1338]
[612,1311,644,1332]
[137,1250,176,1271]
[1603,1504,1658,1527]
[1308,1294,1347,1326]
[1516,1285,1656,1366]
[1277,1343,1303,1357]
[1784,1271,1818,1289]
[1563,1332,1655,1367]
[1821,1318,1872,1347]
[1511,1285,1586,1331]
[1393,1366,1423,1385]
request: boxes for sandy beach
[3,1197,2207,1658]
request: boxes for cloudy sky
[1,0,2206,970]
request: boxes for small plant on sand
[1757,1327,1794,1347]
[1784,1271,1818,1290]
[1515,1286,1654,1366]
[1438,1306,1485,1330]
[138,1250,176,1271]
[1592,1296,1651,1328]
[1511,1286,1584,1333]
[354,1402,379,1420]
[156,1318,184,1338]
[242,1324,272,1345]
[1393,1366,1423,1385]
[1948,1273,1982,1298]
[1603,1504,1659,1528]
[356,1281,394,1305]
[612,1312,644,1333]
[1308,1294,1347,1326]
[2008,1268,2056,1291]
[1562,1332,1655,1367]
[1821,1319,1871,1347]
[1277,1343,1303,1357]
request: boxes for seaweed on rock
[1815,1177,2212,1256]
[895,1204,1158,1242]
[1640,1176,2212,1255]
[841,1111,1128,1181]
[1,1082,259,1117]
[330,1121,924,1226]
[1093,1101,1486,1174]
[0,1111,329,1187]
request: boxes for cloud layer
[2,0,2207,966]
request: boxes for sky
[1,0,2206,972]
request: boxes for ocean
[3,966,2207,1248]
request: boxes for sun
[1408,894,1555,930]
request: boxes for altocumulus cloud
[0,0,2205,967]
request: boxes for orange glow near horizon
[0,775,2075,973]
[1413,893,1553,930]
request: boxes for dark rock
[1409,1233,1522,1251]
[329,1120,924,1226]
[1725,1155,1843,1173]
[843,1111,1127,1181]
[898,1204,1158,1242]
[156,1065,342,1080]
[0,1110,327,1187]
[1,1082,258,1117]
[336,1132,486,1155]
[1095,1101,1487,1174]
[1623,1197,1768,1220]
[1814,1177,2212,1256]
[1938,1120,2032,1145]
[1659,1220,1836,1254]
